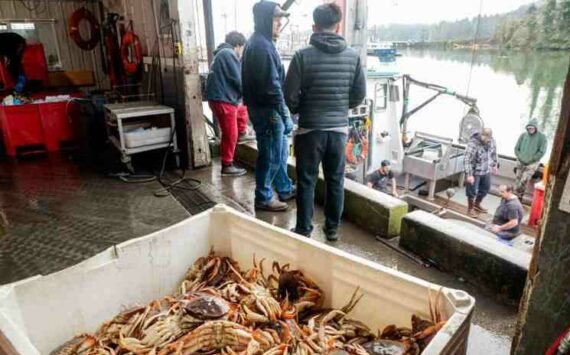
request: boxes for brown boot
[467,199,478,217]
[474,198,488,213]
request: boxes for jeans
[496,231,519,240]
[466,173,491,201]
[208,101,248,165]
[248,106,293,204]
[485,224,520,241]
[295,131,347,235]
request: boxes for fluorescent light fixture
[11,23,35,30]
[0,24,8,30]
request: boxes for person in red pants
[206,31,250,176]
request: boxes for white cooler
[0,205,475,354]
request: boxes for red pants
[208,101,248,165]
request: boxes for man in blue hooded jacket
[206,31,248,177]
[242,1,295,212]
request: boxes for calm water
[376,49,569,157]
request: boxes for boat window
[374,83,387,110]
[0,19,62,70]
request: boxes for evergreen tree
[508,20,527,48]
[367,1,570,49]
[541,0,557,44]
[558,0,570,46]
[525,5,539,48]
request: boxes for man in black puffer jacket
[285,3,366,241]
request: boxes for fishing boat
[367,42,398,59]
[355,63,542,240]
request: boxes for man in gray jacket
[285,3,366,241]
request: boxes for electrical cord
[64,97,157,182]
[153,100,202,197]
[100,1,204,196]
[19,0,47,14]
[152,16,202,197]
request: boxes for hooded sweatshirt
[206,43,242,105]
[0,32,26,84]
[284,32,366,129]
[464,131,498,176]
[242,1,287,112]
[514,118,547,165]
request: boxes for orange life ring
[120,31,142,74]
[346,140,356,164]
[346,137,369,164]
[69,8,100,51]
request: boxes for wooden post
[512,58,570,354]
[177,0,211,168]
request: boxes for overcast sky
[208,0,537,44]
[368,0,537,25]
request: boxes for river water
[373,49,569,157]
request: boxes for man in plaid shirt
[464,128,498,217]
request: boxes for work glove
[14,74,26,94]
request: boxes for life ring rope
[69,7,100,51]
[120,31,142,75]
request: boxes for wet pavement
[0,156,189,285]
[0,156,515,354]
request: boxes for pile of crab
[52,251,447,355]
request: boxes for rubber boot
[474,198,488,213]
[467,199,477,217]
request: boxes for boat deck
[433,188,538,238]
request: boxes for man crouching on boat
[487,185,524,240]
[464,128,498,217]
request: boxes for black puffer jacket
[284,32,366,129]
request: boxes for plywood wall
[0,0,108,89]
[101,0,183,66]
[0,0,180,90]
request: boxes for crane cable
[464,0,485,113]
[449,0,485,193]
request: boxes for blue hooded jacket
[206,43,242,105]
[242,1,286,114]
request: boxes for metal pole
[202,0,215,66]
[336,0,367,67]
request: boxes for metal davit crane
[400,74,483,146]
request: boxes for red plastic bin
[0,58,15,90]
[38,101,78,151]
[528,182,545,227]
[21,43,48,85]
[0,104,46,157]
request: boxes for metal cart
[403,131,465,200]
[104,102,179,172]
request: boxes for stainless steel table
[104,102,179,171]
